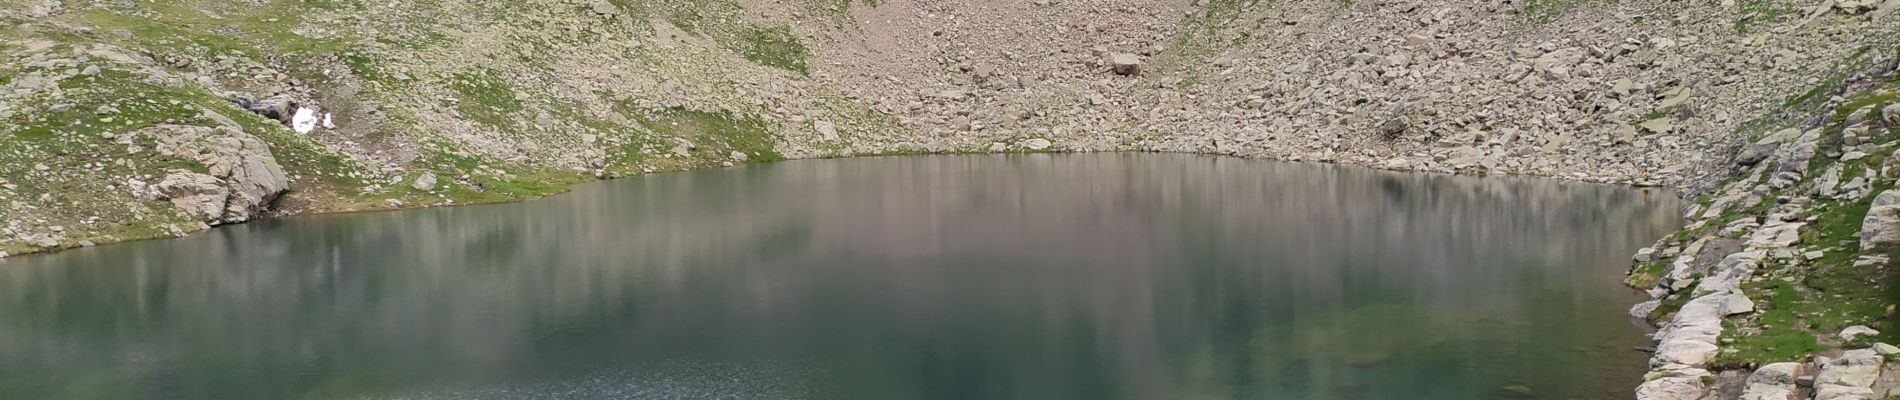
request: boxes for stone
[1653,293,1730,367]
[814,120,839,141]
[1631,299,1661,318]
[589,0,621,17]
[1612,78,1636,96]
[1023,138,1053,150]
[21,233,60,248]
[1639,118,1673,134]
[1815,349,1882,400]
[1776,129,1820,176]
[1722,293,1756,315]
[1860,190,1900,250]
[730,151,749,162]
[411,172,438,191]
[1841,326,1880,341]
[155,171,230,222]
[1532,47,1586,78]
[1379,119,1408,138]
[1873,343,1900,355]
[1748,222,1803,248]
[1739,362,1800,400]
[1498,384,1534,398]
[1637,369,1714,400]
[1109,53,1141,75]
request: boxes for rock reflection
[0,154,1678,399]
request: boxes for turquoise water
[0,154,1680,399]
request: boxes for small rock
[1109,53,1142,75]
[1380,119,1408,138]
[1639,118,1673,134]
[1842,325,1880,341]
[1873,343,1900,355]
[730,151,749,162]
[1023,138,1053,151]
[411,172,437,191]
[1723,293,1756,315]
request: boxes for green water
[0,154,1680,399]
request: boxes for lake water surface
[0,154,1680,399]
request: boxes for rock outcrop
[136,125,290,224]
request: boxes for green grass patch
[732,25,811,74]
[1732,0,1802,34]
[445,70,525,130]
[1156,0,1265,87]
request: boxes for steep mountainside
[2,0,1900,398]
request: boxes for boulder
[142,125,290,223]
[1653,293,1730,367]
[1637,369,1714,400]
[1379,119,1408,138]
[1775,129,1820,176]
[1860,190,1900,250]
[155,171,230,221]
[1639,118,1673,134]
[1109,53,1141,75]
[1840,325,1880,341]
[813,120,839,141]
[19,233,62,248]
[1815,349,1882,400]
[234,94,296,124]
[1023,138,1053,150]
[1739,363,1800,400]
[1722,293,1756,315]
[411,172,438,191]
[1532,47,1586,78]
[589,0,620,17]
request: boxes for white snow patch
[292,108,319,133]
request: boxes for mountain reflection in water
[0,154,1679,399]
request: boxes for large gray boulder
[141,125,290,224]
[1814,349,1882,400]
[154,171,230,221]
[1775,129,1820,176]
[1861,190,1900,250]
[1739,362,1800,400]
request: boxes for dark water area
[0,154,1680,399]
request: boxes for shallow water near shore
[0,154,1679,399]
